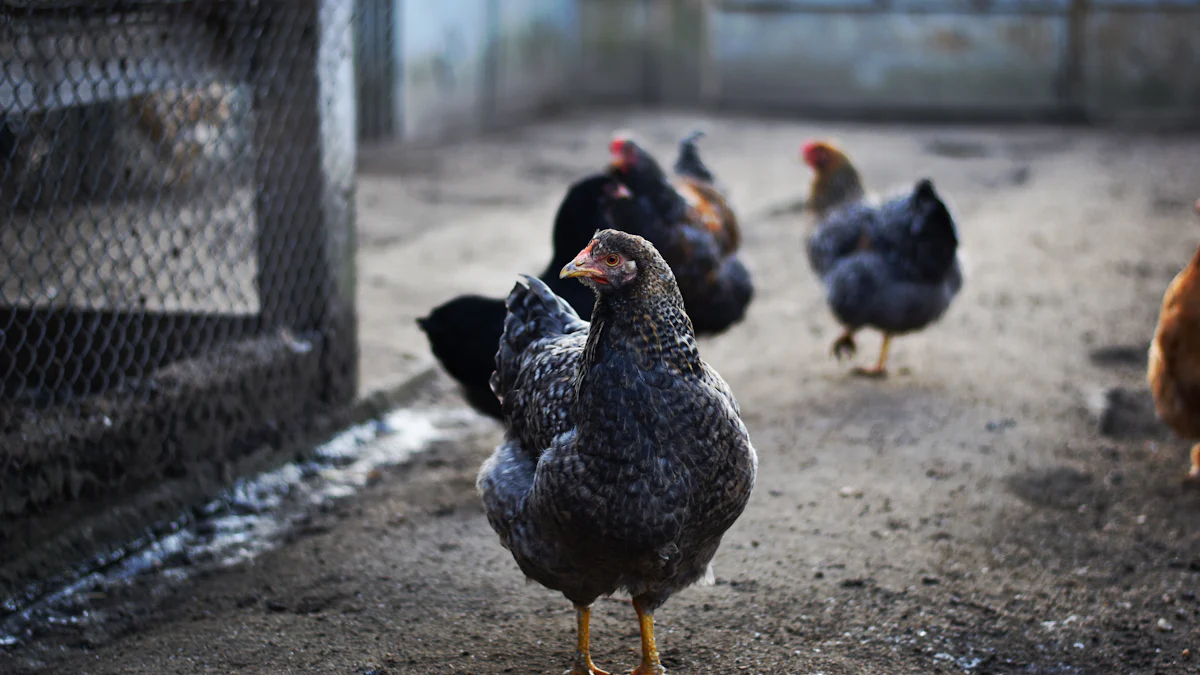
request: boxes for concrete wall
[357,0,576,143]
[575,0,1200,124]
[1082,2,1200,122]
[356,0,1200,141]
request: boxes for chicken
[1146,198,1200,479]
[418,175,648,419]
[417,295,509,418]
[802,140,868,219]
[806,178,963,377]
[611,130,740,255]
[479,230,757,675]
[607,131,753,334]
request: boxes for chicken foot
[852,333,891,379]
[567,605,611,675]
[830,329,857,361]
[1189,443,1200,481]
[630,598,665,675]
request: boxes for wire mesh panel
[0,0,357,596]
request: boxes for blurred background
[2,1,1200,673]
[354,0,1200,145]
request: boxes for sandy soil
[5,110,1200,674]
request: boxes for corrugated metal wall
[357,0,1200,142]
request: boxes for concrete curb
[0,364,441,609]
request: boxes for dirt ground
[5,110,1200,674]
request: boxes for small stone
[839,486,863,499]
[1156,618,1174,632]
[1182,648,1191,659]
[1136,514,1147,525]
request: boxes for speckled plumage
[479,230,757,614]
[808,179,963,336]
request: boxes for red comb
[609,137,628,155]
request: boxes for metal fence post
[250,0,358,405]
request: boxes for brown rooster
[1147,198,1200,479]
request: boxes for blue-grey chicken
[478,229,757,674]
[807,178,963,377]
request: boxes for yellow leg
[830,329,857,361]
[1188,443,1200,481]
[853,333,891,378]
[630,599,664,675]
[567,605,610,675]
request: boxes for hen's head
[560,229,667,294]
[608,131,642,174]
[801,140,846,173]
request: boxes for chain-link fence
[0,0,357,597]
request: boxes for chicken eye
[604,254,621,267]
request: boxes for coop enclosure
[0,0,356,597]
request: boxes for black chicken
[807,178,964,377]
[479,230,757,675]
[673,130,715,185]
[418,175,653,419]
[608,131,753,334]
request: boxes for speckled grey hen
[478,229,757,675]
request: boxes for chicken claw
[830,330,857,361]
[567,605,611,675]
[1187,443,1200,482]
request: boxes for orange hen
[1147,198,1200,479]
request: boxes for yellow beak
[561,240,605,280]
[560,257,604,280]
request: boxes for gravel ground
[4,110,1200,674]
